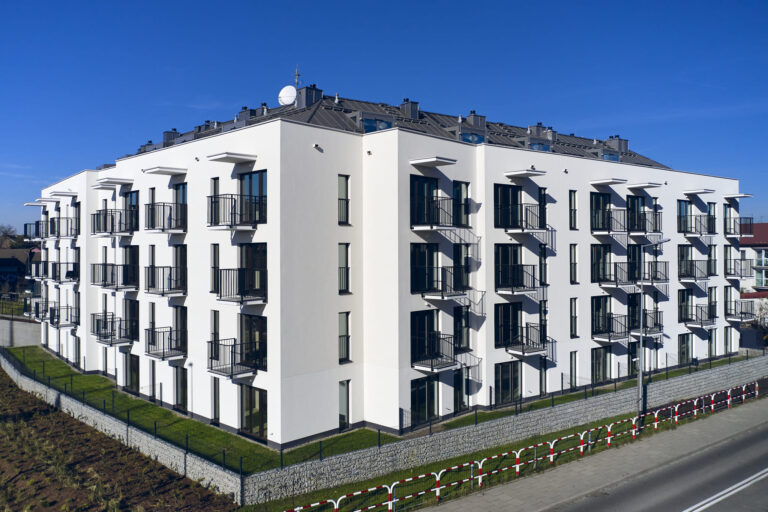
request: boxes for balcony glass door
[494,361,521,405]
[411,310,437,363]
[494,302,522,347]
[590,192,610,230]
[591,296,610,334]
[239,171,266,223]
[410,243,437,292]
[410,375,437,425]
[591,346,611,384]
[240,313,266,370]
[410,175,438,225]
[240,243,267,294]
[590,244,611,282]
[628,293,641,331]
[240,385,267,441]
[627,244,642,281]
[627,195,644,231]
[126,354,139,394]
[493,184,521,228]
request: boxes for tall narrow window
[454,305,470,351]
[570,351,577,389]
[240,385,267,441]
[150,360,156,400]
[678,334,692,365]
[339,312,350,363]
[339,380,350,430]
[339,243,350,293]
[338,175,350,225]
[494,361,521,405]
[538,244,547,285]
[707,245,717,276]
[538,187,547,229]
[724,326,733,353]
[570,298,578,338]
[453,181,470,227]
[569,190,577,230]
[539,355,547,396]
[210,244,219,293]
[677,200,692,233]
[570,244,577,284]
[174,366,188,411]
[212,377,220,424]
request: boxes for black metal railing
[495,264,537,293]
[629,309,663,335]
[29,260,48,279]
[145,203,187,232]
[504,323,548,356]
[145,266,186,295]
[207,337,266,377]
[495,203,545,231]
[50,305,75,327]
[684,304,717,328]
[726,300,755,321]
[411,332,456,371]
[91,209,138,235]
[725,259,754,278]
[72,305,80,326]
[50,262,79,282]
[215,268,267,303]
[90,263,139,289]
[145,327,187,359]
[33,300,52,321]
[724,216,754,237]
[627,211,662,233]
[91,313,115,342]
[641,261,669,282]
[207,194,267,228]
[24,221,48,239]
[338,198,350,225]
[415,266,470,297]
[339,266,350,293]
[411,197,454,228]
[678,214,716,235]
[592,262,638,286]
[679,260,708,281]
[339,335,350,362]
[592,313,629,341]
[49,217,78,237]
[590,208,627,232]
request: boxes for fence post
[185,433,189,453]
[378,429,381,448]
[127,409,130,426]
[319,440,323,461]
[474,406,478,426]
[551,394,555,407]
[584,387,587,400]
[111,390,114,413]
[82,391,85,403]
[70,375,73,390]
[239,457,244,506]
[222,450,226,468]
[64,383,67,394]
[42,361,45,376]
[280,448,284,469]
[154,421,157,438]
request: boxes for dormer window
[362,118,393,133]
[529,142,551,152]
[602,152,619,162]
[461,132,485,144]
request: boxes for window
[240,385,267,440]
[570,244,578,284]
[339,381,350,430]
[540,299,548,340]
[452,181,470,227]
[126,354,139,394]
[338,175,350,225]
[677,200,692,232]
[363,118,392,133]
[453,243,470,291]
[495,302,522,348]
[529,142,550,152]
[590,244,611,282]
[149,360,156,400]
[570,351,577,389]
[461,132,485,144]
[453,368,468,413]
[239,170,267,224]
[591,296,610,335]
[678,334,692,365]
[538,187,547,229]
[411,243,437,293]
[570,298,578,338]
[411,375,437,424]
[539,355,547,396]
[708,330,716,359]
[602,151,619,162]
[212,377,220,424]
[538,244,548,285]
[411,310,438,364]
[708,287,717,321]
[724,326,733,353]
[210,310,220,360]
[411,175,438,226]
[210,244,219,293]
[174,182,187,204]
[494,361,521,405]
[174,366,188,411]
[495,243,522,290]
[569,190,577,230]
[240,314,267,371]
[707,245,717,276]
[628,293,641,331]
[339,243,350,293]
[454,305,470,351]
[339,312,350,363]
[707,202,717,234]
[678,288,693,322]
[494,184,521,229]
[591,346,611,384]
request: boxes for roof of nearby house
[0,249,34,266]
[742,291,768,299]
[740,223,768,247]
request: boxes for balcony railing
[339,266,350,293]
[50,262,79,282]
[50,305,76,327]
[592,262,640,287]
[33,300,52,321]
[145,266,187,295]
[495,264,537,294]
[678,214,716,236]
[725,300,755,322]
[640,261,669,283]
[49,217,78,238]
[90,263,139,290]
[215,268,267,303]
[145,203,187,232]
[591,209,627,233]
[145,327,187,359]
[91,209,138,235]
[415,266,470,299]
[627,211,662,234]
[629,309,663,335]
[90,314,138,345]
[338,198,350,225]
[679,260,709,281]
[503,323,549,357]
[207,194,267,228]
[683,304,717,329]
[29,260,48,279]
[339,335,350,362]
[495,203,546,232]
[411,332,457,372]
[24,221,48,240]
[592,313,629,342]
[725,259,754,279]
[207,337,266,377]
[411,197,454,229]
[724,217,753,237]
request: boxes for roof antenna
[295,65,301,89]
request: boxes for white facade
[25,107,753,448]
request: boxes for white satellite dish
[278,85,297,106]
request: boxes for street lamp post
[637,237,670,418]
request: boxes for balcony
[23,221,48,240]
[207,338,266,378]
[724,217,754,238]
[415,266,470,300]
[145,266,186,296]
[145,327,187,360]
[49,217,79,238]
[411,197,456,231]
[50,262,79,283]
[683,304,717,329]
[638,261,669,284]
[496,204,546,234]
[495,264,538,295]
[592,262,640,288]
[29,260,48,280]
[629,309,664,336]
[725,300,755,323]
[145,203,187,233]
[678,215,716,237]
[411,332,459,372]
[591,209,627,234]
[90,313,138,346]
[91,209,138,236]
[214,268,267,304]
[592,313,629,342]
[504,323,548,358]
[50,305,76,328]
[725,259,754,279]
[627,211,662,235]
[91,263,139,290]
[207,194,266,230]
[33,300,52,322]
[679,260,709,282]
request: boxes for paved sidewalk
[428,397,768,511]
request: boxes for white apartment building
[23,85,755,448]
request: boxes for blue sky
[1,1,767,230]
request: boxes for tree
[0,224,16,248]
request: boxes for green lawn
[0,298,26,316]
[5,346,396,474]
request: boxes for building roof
[127,85,667,168]
[741,223,768,247]
[741,291,768,299]
[0,248,34,265]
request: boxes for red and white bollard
[727,389,732,409]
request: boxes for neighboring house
[740,223,768,292]
[0,248,36,294]
[22,84,754,449]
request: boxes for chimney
[296,84,323,109]
[162,128,180,144]
[400,98,419,119]
[466,110,486,129]
[604,135,629,153]
[261,102,268,116]
[237,106,256,121]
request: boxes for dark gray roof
[132,90,667,168]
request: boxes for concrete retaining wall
[0,317,40,347]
